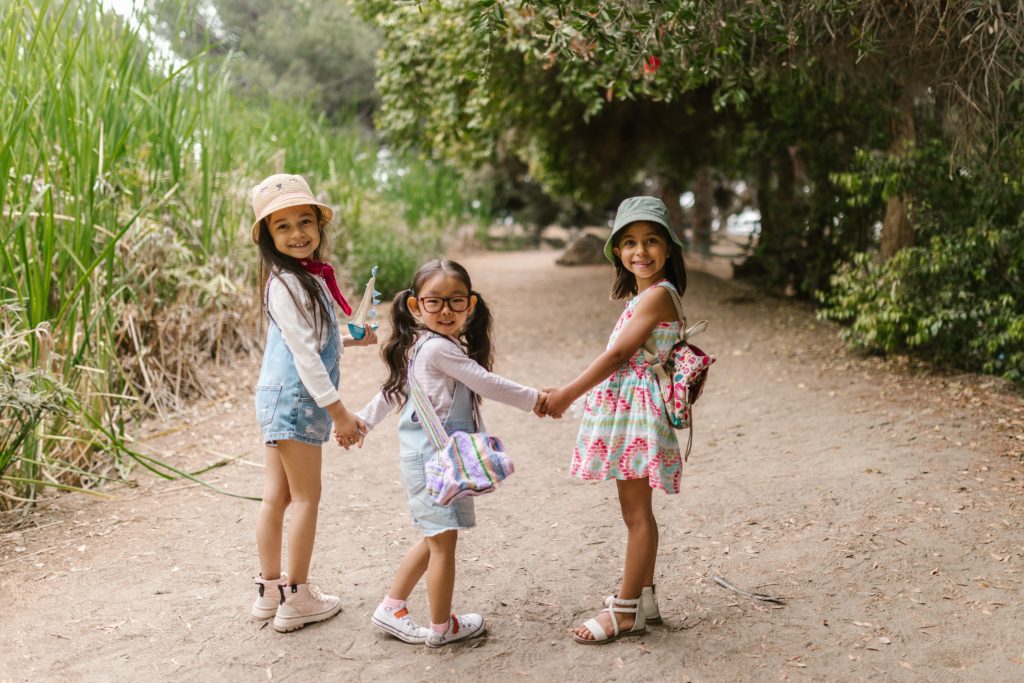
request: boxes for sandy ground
[2,250,1024,683]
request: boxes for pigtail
[461,290,493,372]
[380,289,420,405]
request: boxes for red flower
[643,55,661,75]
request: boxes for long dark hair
[257,205,331,340]
[610,221,688,300]
[381,259,493,406]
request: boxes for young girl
[542,196,688,644]
[248,174,375,633]
[355,259,545,647]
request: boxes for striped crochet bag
[408,345,514,506]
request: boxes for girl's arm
[353,390,397,433]
[269,276,362,445]
[544,287,676,416]
[427,340,540,413]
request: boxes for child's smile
[268,205,321,260]
[409,274,476,338]
[613,222,669,287]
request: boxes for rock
[539,225,572,249]
[556,232,608,266]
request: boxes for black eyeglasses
[417,296,470,313]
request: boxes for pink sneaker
[251,574,287,620]
[273,582,342,633]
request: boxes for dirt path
[2,250,1023,682]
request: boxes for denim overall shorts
[398,336,477,536]
[255,275,341,446]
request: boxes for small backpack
[641,283,716,461]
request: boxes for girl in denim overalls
[356,259,546,647]
[247,174,376,633]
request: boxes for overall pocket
[399,451,429,496]
[255,384,283,427]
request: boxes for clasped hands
[533,386,573,419]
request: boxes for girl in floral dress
[542,196,688,644]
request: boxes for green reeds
[0,0,486,512]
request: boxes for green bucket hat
[604,196,686,262]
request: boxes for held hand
[533,391,549,418]
[543,387,574,418]
[345,329,378,347]
[330,404,363,450]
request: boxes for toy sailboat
[347,265,380,340]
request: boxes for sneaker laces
[305,582,327,602]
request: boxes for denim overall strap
[264,271,340,348]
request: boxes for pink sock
[430,619,450,635]
[382,596,405,610]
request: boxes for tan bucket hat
[249,173,334,243]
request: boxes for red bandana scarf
[299,259,352,316]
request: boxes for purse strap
[407,334,480,452]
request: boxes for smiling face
[612,221,669,287]
[267,204,321,261]
[408,272,477,339]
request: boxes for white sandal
[605,585,661,625]
[574,596,647,644]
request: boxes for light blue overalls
[255,274,341,446]
[398,334,477,535]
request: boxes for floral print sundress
[570,280,683,494]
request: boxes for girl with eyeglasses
[354,259,546,647]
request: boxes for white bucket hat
[250,173,334,244]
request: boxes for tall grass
[0,0,487,515]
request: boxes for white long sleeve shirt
[267,273,342,407]
[357,334,538,430]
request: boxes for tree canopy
[151,0,380,121]
[357,0,1024,380]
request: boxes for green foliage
[360,0,1024,385]
[1,0,483,506]
[820,146,1024,380]
[149,0,380,121]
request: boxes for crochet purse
[407,346,514,506]
[641,283,716,461]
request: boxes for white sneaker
[424,613,485,648]
[273,582,342,633]
[371,603,431,644]
[251,574,287,620]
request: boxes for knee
[261,490,291,513]
[621,509,657,532]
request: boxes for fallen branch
[712,574,786,605]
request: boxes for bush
[820,156,1024,381]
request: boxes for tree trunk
[655,181,687,249]
[880,97,916,259]
[692,166,713,257]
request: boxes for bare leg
[425,530,458,625]
[275,439,323,585]
[256,444,290,579]
[387,538,430,601]
[575,478,657,641]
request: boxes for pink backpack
[641,283,716,461]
